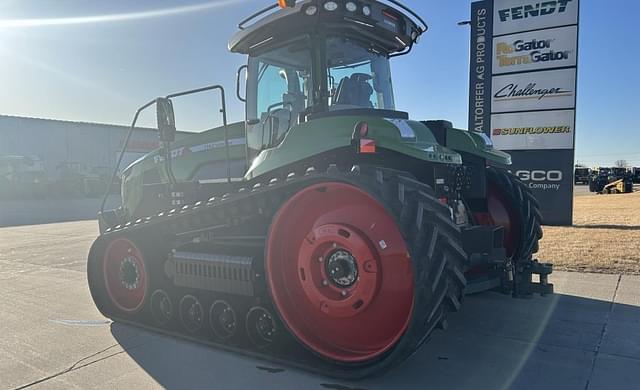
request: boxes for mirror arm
[161,141,177,185]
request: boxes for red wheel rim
[103,238,148,313]
[266,182,414,363]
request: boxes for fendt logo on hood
[496,38,571,67]
[498,0,573,22]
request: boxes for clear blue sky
[0,0,638,166]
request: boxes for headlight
[324,1,338,11]
[362,5,372,16]
[346,2,357,12]
[305,5,318,15]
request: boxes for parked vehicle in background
[50,162,110,198]
[590,166,634,193]
[89,166,120,195]
[574,167,590,185]
[611,167,630,180]
[0,155,48,199]
[633,168,640,184]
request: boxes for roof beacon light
[278,0,296,8]
[346,2,358,12]
[324,1,338,11]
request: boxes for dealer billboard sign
[469,0,580,226]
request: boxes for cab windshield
[327,37,395,111]
[244,36,397,157]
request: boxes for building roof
[0,114,193,135]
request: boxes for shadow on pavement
[111,291,640,390]
[0,195,120,227]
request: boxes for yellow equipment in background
[598,179,634,194]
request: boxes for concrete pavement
[1,220,639,390]
[0,195,120,228]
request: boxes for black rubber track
[487,167,543,261]
[87,166,468,380]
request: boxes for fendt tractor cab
[90,1,551,379]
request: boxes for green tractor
[89,0,549,379]
[51,162,107,198]
[0,155,48,199]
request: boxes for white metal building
[0,115,179,175]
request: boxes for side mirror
[156,97,176,142]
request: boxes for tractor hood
[422,120,512,166]
[245,115,462,180]
[120,122,246,217]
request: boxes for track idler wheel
[246,306,277,349]
[209,300,237,340]
[101,238,149,314]
[179,295,204,333]
[150,289,173,327]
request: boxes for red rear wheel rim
[103,238,148,313]
[266,182,414,363]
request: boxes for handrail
[100,99,156,215]
[236,65,248,102]
[236,1,428,33]
[238,3,279,30]
[166,85,230,184]
[384,0,429,33]
[99,85,230,216]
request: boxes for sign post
[469,0,580,226]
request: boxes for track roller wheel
[101,238,148,314]
[266,181,415,363]
[150,289,173,327]
[179,295,204,333]
[209,300,237,340]
[246,306,277,349]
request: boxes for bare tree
[615,160,628,168]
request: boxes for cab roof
[228,0,426,56]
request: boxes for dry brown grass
[536,189,640,274]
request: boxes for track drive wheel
[476,167,543,261]
[266,170,467,372]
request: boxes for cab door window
[246,39,312,156]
